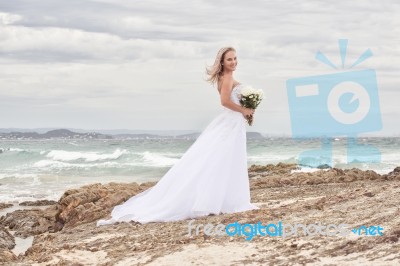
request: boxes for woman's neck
[222,70,233,77]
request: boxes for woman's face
[222,51,237,72]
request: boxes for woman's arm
[220,78,254,116]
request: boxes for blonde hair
[205,47,236,85]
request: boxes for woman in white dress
[97,47,259,226]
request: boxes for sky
[0,0,399,136]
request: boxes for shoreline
[0,163,397,205]
[1,163,400,265]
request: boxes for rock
[249,165,387,189]
[248,163,299,177]
[383,167,400,180]
[363,192,374,197]
[0,225,15,249]
[0,227,17,264]
[1,181,157,236]
[55,182,154,229]
[0,249,17,263]
[0,207,57,238]
[0,203,13,210]
[377,225,400,243]
[392,166,400,173]
[19,200,57,206]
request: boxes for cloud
[0,0,399,134]
[0,23,211,62]
[0,12,22,24]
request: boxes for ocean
[1,137,399,203]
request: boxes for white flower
[242,86,264,95]
[241,86,257,96]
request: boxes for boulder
[55,182,155,229]
[0,225,15,249]
[0,207,57,238]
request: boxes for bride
[97,47,259,226]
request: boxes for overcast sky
[1,0,399,135]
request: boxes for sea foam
[45,149,128,162]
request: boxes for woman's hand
[241,107,255,117]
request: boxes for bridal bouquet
[239,86,264,126]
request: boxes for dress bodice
[230,83,242,105]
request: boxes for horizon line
[1,127,400,137]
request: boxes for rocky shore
[1,163,400,265]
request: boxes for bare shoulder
[218,76,233,92]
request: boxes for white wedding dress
[97,84,259,226]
